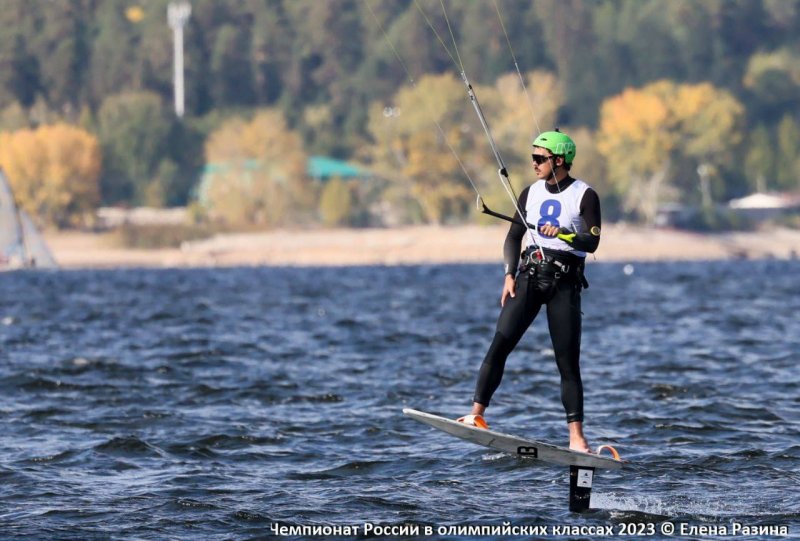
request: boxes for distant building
[195,156,369,207]
[654,203,695,228]
[728,192,800,221]
[96,207,189,228]
[195,159,264,207]
[307,156,367,182]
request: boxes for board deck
[403,408,623,470]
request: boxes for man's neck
[546,169,569,184]
[545,173,575,194]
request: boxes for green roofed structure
[195,156,369,206]
[307,156,365,181]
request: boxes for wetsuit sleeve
[562,188,601,253]
[503,187,529,276]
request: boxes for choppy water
[0,261,798,539]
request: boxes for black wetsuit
[473,176,601,423]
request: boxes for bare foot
[569,437,592,453]
[568,421,592,453]
[456,402,489,429]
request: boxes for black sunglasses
[531,154,554,165]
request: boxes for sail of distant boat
[0,168,58,270]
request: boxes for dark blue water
[1,261,798,539]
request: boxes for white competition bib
[523,179,590,257]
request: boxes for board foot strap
[596,445,620,460]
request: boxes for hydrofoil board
[403,408,622,470]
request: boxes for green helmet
[532,130,576,164]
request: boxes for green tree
[0,3,41,108]
[744,125,775,193]
[250,0,291,105]
[284,1,369,156]
[776,115,800,191]
[35,1,92,114]
[162,119,207,206]
[533,0,599,123]
[210,24,256,106]
[89,1,140,107]
[743,48,800,122]
[97,91,173,204]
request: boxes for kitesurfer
[458,130,602,453]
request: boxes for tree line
[0,0,798,229]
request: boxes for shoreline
[44,224,800,269]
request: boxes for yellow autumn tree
[318,177,353,227]
[203,109,308,227]
[0,123,101,227]
[367,73,480,224]
[490,71,562,160]
[476,71,565,220]
[598,80,744,224]
[368,71,569,225]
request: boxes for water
[1,261,798,539]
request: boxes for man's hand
[539,223,560,237]
[501,274,516,307]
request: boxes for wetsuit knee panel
[486,331,515,358]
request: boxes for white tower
[168,2,191,117]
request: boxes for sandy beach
[44,224,800,269]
